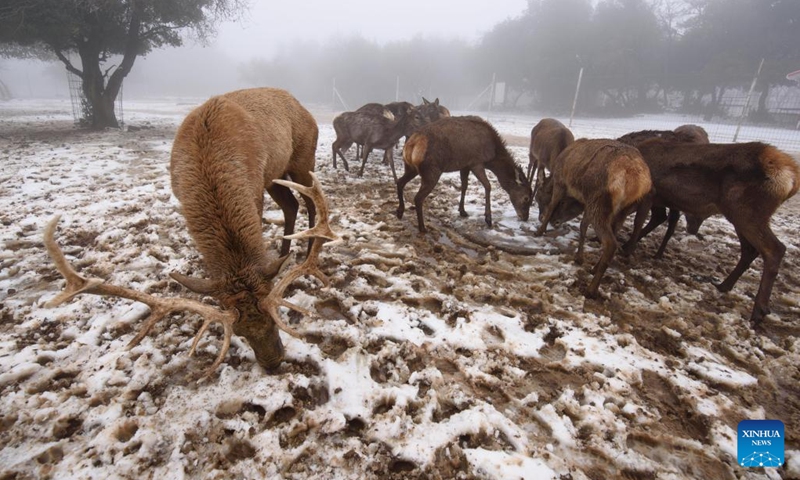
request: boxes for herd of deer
[43,87,800,378]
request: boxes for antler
[43,215,238,379]
[261,171,341,337]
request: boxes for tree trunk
[58,2,143,130]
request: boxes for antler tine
[272,172,340,242]
[43,216,238,379]
[261,172,340,336]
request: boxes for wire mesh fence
[65,69,124,128]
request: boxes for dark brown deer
[632,139,799,326]
[535,139,652,297]
[396,116,532,233]
[386,101,413,118]
[526,118,575,187]
[44,88,340,378]
[332,106,426,181]
[419,97,450,122]
[356,102,394,119]
[617,124,710,258]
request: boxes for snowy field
[1,97,799,479]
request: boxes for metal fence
[465,70,800,153]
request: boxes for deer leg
[717,219,785,325]
[638,206,667,240]
[716,227,758,294]
[288,170,318,256]
[470,166,493,228]
[575,214,591,266]
[332,139,350,172]
[748,226,786,325]
[267,181,300,256]
[587,204,617,298]
[386,148,398,183]
[414,171,442,234]
[396,163,418,220]
[685,213,706,236]
[359,143,373,177]
[534,182,567,236]
[621,193,653,256]
[653,208,681,259]
[459,168,470,217]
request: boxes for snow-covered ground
[1,97,799,479]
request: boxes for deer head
[43,173,339,379]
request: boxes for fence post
[569,67,584,128]
[487,72,497,118]
[733,58,765,143]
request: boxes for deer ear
[422,97,430,105]
[434,98,440,106]
[170,272,222,295]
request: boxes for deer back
[171,88,317,280]
[530,118,574,171]
[537,139,651,226]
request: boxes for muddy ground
[0,103,799,479]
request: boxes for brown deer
[396,116,532,233]
[535,139,652,298]
[526,118,575,191]
[386,101,413,118]
[632,139,799,326]
[617,124,710,258]
[332,106,426,181]
[44,88,340,378]
[419,97,450,122]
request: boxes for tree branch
[105,0,144,99]
[53,47,83,78]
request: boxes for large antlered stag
[44,88,340,378]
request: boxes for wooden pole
[569,67,584,128]
[733,58,765,143]
[488,73,496,118]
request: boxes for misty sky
[1,0,529,98]
[216,0,529,60]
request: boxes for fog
[0,0,527,101]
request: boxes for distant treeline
[239,0,800,119]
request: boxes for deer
[534,139,653,298]
[385,101,413,119]
[617,124,710,258]
[350,103,396,160]
[332,106,426,182]
[526,118,575,193]
[43,87,340,379]
[396,116,533,234]
[419,97,450,122]
[631,139,799,326]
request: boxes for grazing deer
[535,139,652,298]
[633,139,799,326]
[44,88,340,378]
[617,124,710,258]
[396,116,532,233]
[526,119,575,191]
[332,106,426,181]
